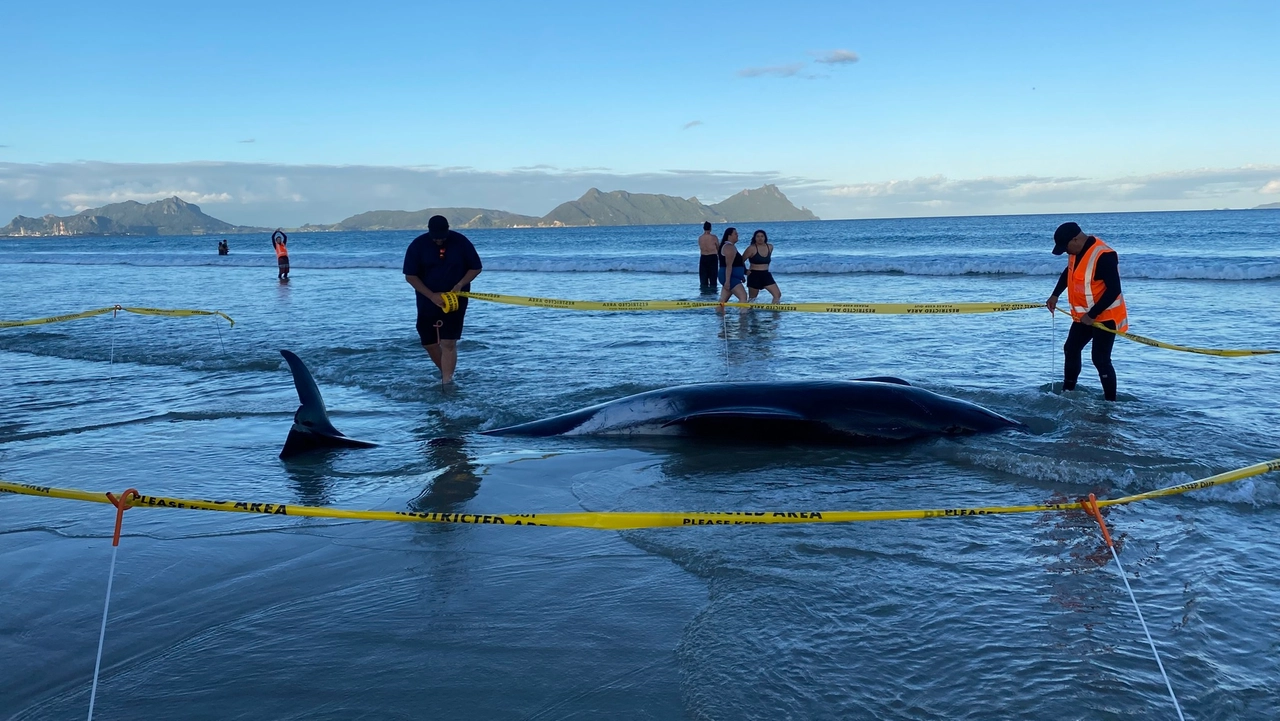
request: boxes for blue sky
[2,0,1278,224]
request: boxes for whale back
[484,379,1021,442]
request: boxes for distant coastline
[1,185,818,238]
[0,197,266,238]
[4,195,1276,239]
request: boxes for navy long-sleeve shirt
[1052,237,1122,317]
[402,230,483,313]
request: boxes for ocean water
[1,210,1278,720]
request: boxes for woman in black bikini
[742,229,781,304]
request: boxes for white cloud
[814,49,859,65]
[817,166,1280,217]
[737,63,805,78]
[739,50,859,80]
[826,175,1094,201]
[63,190,234,211]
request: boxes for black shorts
[277,256,290,271]
[747,270,775,290]
[416,297,468,345]
[699,254,719,285]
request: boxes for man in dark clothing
[403,215,483,384]
[1046,221,1127,401]
[697,221,718,292]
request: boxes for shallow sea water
[1,210,1278,719]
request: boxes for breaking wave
[3,252,1278,280]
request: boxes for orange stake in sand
[1081,493,1113,548]
[104,488,139,547]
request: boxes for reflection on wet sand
[286,461,334,506]
[411,436,482,511]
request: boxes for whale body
[484,378,1023,443]
[276,351,1021,456]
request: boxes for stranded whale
[276,352,1022,457]
[279,350,377,458]
[483,378,1023,443]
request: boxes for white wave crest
[3,252,1278,280]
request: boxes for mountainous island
[0,197,264,237]
[1,185,817,237]
[311,185,818,231]
[1256,202,1280,210]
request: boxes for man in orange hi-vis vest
[1046,222,1127,401]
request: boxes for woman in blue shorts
[717,227,748,305]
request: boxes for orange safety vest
[1066,237,1127,332]
[273,240,289,260]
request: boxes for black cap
[1052,222,1082,255]
[428,215,449,240]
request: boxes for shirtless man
[697,221,718,292]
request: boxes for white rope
[108,312,117,367]
[1105,544,1186,721]
[212,312,226,354]
[1050,311,1057,390]
[86,543,119,721]
[435,321,445,389]
[721,308,730,369]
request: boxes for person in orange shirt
[272,229,290,280]
[1046,222,1128,401]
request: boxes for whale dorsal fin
[281,350,343,436]
[279,350,377,458]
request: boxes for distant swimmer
[742,229,781,304]
[272,230,290,280]
[217,239,229,255]
[698,221,718,292]
[403,215,483,385]
[717,227,748,307]
[1046,222,1128,401]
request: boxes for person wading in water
[272,230,290,280]
[716,227,748,309]
[742,229,781,304]
[1046,221,1128,401]
[697,221,719,293]
[403,216,484,385]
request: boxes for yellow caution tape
[1107,327,1276,357]
[0,305,234,329]
[114,306,235,327]
[447,291,1040,316]
[449,291,1276,356]
[0,307,115,328]
[2,459,1275,530]
[1052,308,1276,357]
